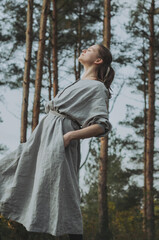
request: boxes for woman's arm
[71,124,104,139]
[63,124,105,147]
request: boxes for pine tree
[32,0,50,131]
[20,0,34,143]
[52,0,58,97]
[123,0,159,239]
[97,0,111,239]
[81,129,143,240]
[146,1,155,239]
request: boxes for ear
[94,58,103,65]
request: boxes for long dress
[0,78,112,237]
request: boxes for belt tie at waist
[50,109,81,129]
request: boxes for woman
[0,43,115,240]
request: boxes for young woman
[0,43,115,240]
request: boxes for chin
[78,57,82,63]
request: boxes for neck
[81,66,98,80]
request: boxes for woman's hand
[63,131,73,148]
[63,124,106,147]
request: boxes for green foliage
[0,0,159,239]
[81,129,145,239]
[81,183,99,240]
[0,215,28,240]
[0,215,70,240]
[109,204,143,240]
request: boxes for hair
[96,44,115,99]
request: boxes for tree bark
[103,0,111,48]
[142,38,148,239]
[74,44,78,81]
[48,36,52,101]
[146,0,155,239]
[48,12,53,101]
[32,0,50,131]
[97,0,111,240]
[20,0,33,142]
[77,2,82,80]
[52,0,58,97]
[98,137,109,240]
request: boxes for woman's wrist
[68,130,77,140]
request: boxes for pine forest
[0,0,159,240]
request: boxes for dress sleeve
[81,84,112,138]
[82,115,112,138]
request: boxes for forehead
[88,45,98,51]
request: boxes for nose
[82,49,87,53]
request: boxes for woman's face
[78,44,101,66]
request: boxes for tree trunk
[48,38,52,101]
[146,0,155,239]
[74,44,78,81]
[98,137,109,240]
[20,0,33,142]
[142,39,148,239]
[32,0,50,131]
[103,0,111,48]
[52,0,58,97]
[77,2,82,80]
[48,13,52,101]
[97,0,111,240]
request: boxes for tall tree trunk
[77,2,82,80]
[98,0,111,240]
[142,38,148,239]
[103,0,110,48]
[48,36,52,101]
[20,0,33,142]
[146,0,155,239]
[52,0,58,97]
[32,0,50,131]
[48,10,53,101]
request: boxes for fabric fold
[81,115,112,138]
[45,100,54,114]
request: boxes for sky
[0,0,159,193]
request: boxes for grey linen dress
[0,79,112,237]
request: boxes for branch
[110,80,125,113]
[79,138,93,169]
[154,8,159,14]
